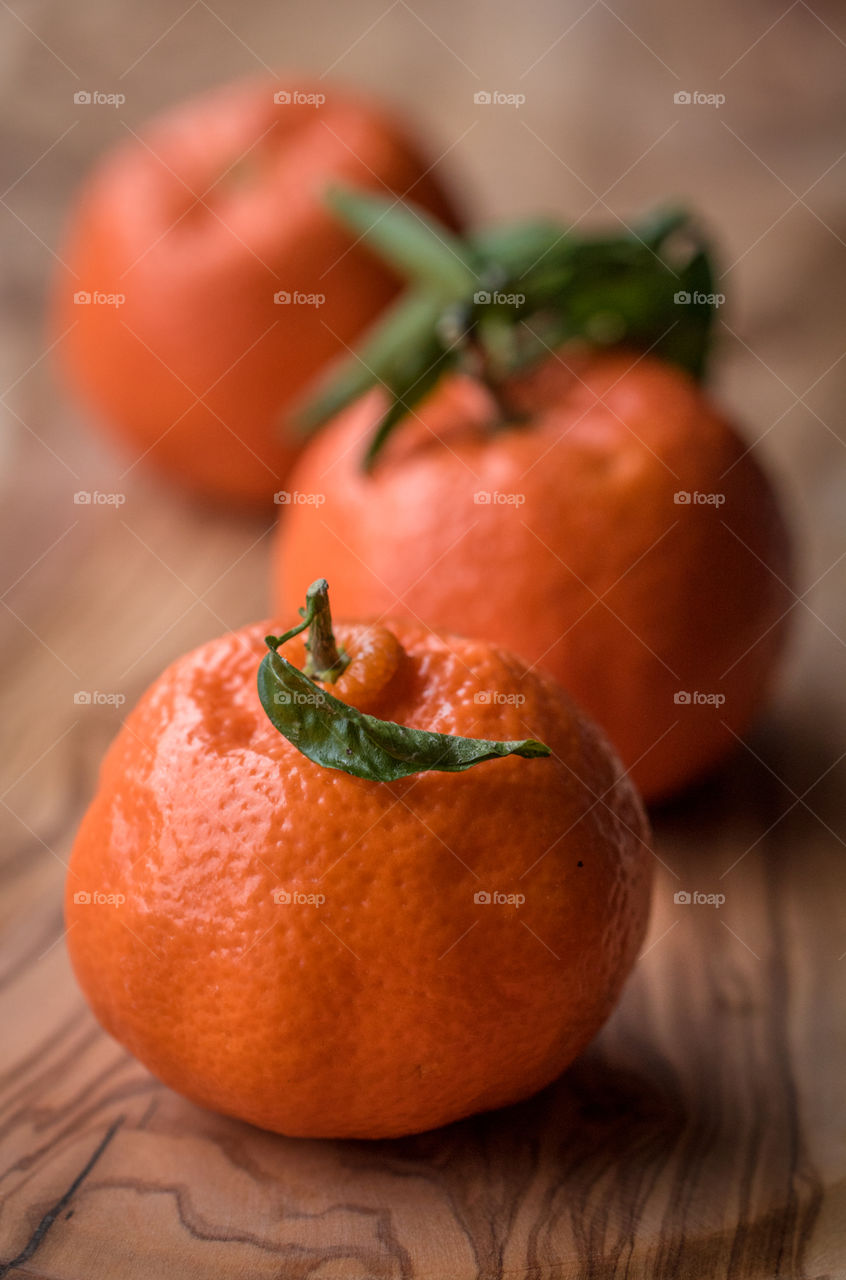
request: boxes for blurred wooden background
[1,1,845,1276]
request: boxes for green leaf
[469,220,568,276]
[307,192,720,463]
[257,643,550,782]
[297,290,445,433]
[326,185,479,298]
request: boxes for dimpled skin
[65,619,652,1140]
[273,350,793,800]
[50,79,460,505]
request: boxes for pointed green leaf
[297,290,445,432]
[326,185,479,297]
[258,644,550,781]
[469,220,568,276]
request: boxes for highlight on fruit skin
[65,583,653,1139]
[49,79,461,506]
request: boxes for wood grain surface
[2,0,845,1276]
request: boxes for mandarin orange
[51,79,460,504]
[66,600,651,1138]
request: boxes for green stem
[258,580,550,781]
[304,581,349,682]
[437,303,513,426]
[267,579,349,683]
[464,333,517,428]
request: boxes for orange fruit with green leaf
[272,192,793,800]
[65,581,652,1139]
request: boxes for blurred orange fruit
[51,79,460,504]
[273,349,793,800]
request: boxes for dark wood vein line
[83,1175,411,1271]
[0,1074,159,1201]
[0,1116,123,1278]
